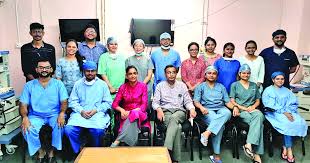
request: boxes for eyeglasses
[189,49,199,52]
[37,66,51,70]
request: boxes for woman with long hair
[55,39,84,94]
[239,40,265,93]
[214,42,240,93]
[111,66,150,147]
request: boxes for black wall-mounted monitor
[58,19,100,42]
[130,18,174,46]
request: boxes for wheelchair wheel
[6,147,15,155]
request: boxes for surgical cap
[160,32,171,40]
[239,64,251,73]
[205,65,218,74]
[271,71,285,79]
[272,29,286,38]
[107,37,117,44]
[133,39,145,47]
[83,61,97,70]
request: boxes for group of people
[19,22,307,163]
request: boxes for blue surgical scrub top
[20,78,68,117]
[151,48,181,90]
[259,47,299,88]
[214,58,240,93]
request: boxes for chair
[191,109,236,160]
[153,110,193,160]
[113,108,152,146]
[61,108,113,162]
[263,106,308,157]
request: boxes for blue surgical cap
[271,71,285,79]
[239,64,251,73]
[83,61,97,70]
[205,65,218,74]
[107,37,117,44]
[160,32,171,40]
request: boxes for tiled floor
[1,127,310,163]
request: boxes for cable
[208,0,241,16]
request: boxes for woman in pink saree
[111,65,150,147]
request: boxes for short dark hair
[187,42,199,51]
[164,65,177,73]
[204,36,217,47]
[84,24,97,33]
[30,22,44,31]
[36,57,51,67]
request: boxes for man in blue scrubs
[64,61,112,154]
[151,32,181,91]
[20,58,68,163]
[259,29,299,89]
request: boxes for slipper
[281,147,287,160]
[200,133,208,146]
[209,155,222,163]
[287,155,295,163]
[243,145,255,159]
[110,142,119,148]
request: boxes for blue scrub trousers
[202,107,231,154]
[23,114,63,156]
[64,125,105,153]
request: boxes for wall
[0,0,310,95]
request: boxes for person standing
[151,32,181,91]
[21,22,56,82]
[78,24,107,64]
[259,29,299,89]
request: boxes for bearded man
[20,58,68,163]
[259,29,299,89]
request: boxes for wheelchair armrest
[263,107,275,112]
[298,106,310,111]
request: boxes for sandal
[243,145,255,159]
[287,155,295,163]
[209,155,222,163]
[281,147,287,160]
[200,133,208,146]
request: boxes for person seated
[64,61,112,154]
[19,58,68,163]
[262,71,308,163]
[110,66,150,147]
[152,65,196,163]
[230,64,264,163]
[193,65,232,163]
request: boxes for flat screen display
[130,19,174,46]
[59,19,100,42]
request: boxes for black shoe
[47,156,57,163]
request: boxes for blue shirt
[259,47,299,88]
[151,48,181,90]
[78,41,107,64]
[193,82,230,110]
[68,77,112,129]
[20,78,68,117]
[214,58,240,93]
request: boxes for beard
[38,71,52,78]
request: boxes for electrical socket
[15,42,23,48]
